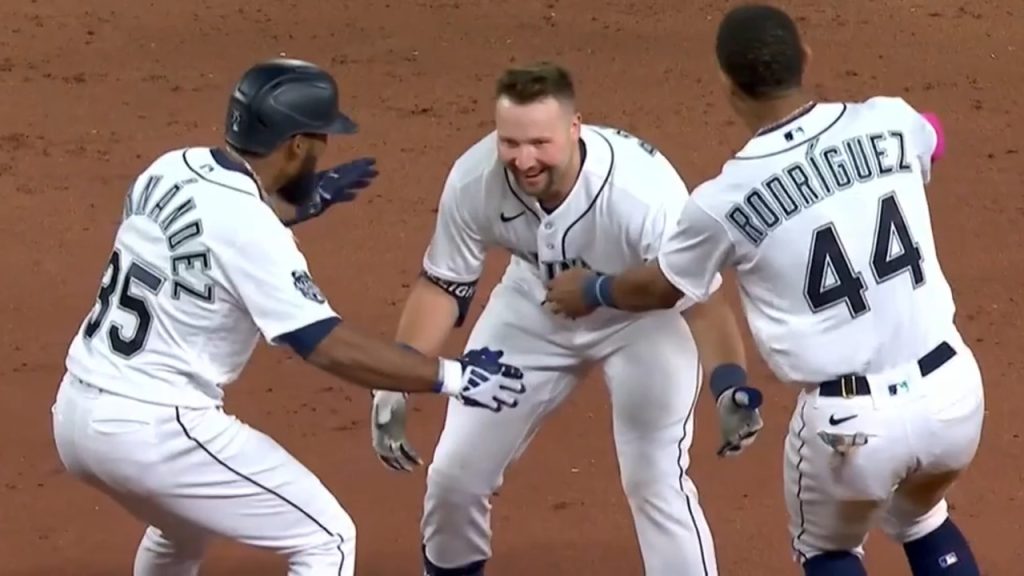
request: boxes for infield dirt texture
[1,1,1021,574]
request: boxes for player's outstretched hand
[315,157,379,205]
[371,391,423,472]
[287,157,379,226]
[715,386,764,457]
[437,347,526,412]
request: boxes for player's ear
[284,135,306,162]
[801,43,813,70]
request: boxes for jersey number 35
[82,247,165,358]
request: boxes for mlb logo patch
[938,552,959,567]
[292,270,326,303]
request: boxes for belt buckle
[840,375,857,399]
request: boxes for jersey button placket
[537,216,560,281]
[542,222,556,253]
[537,216,556,255]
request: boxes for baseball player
[50,58,526,576]
[545,5,983,576]
[369,62,764,576]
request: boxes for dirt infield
[1,1,1021,574]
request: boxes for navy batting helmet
[224,58,358,157]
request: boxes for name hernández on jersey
[122,173,215,303]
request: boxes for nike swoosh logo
[828,414,858,426]
[500,211,525,222]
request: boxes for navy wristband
[709,363,747,399]
[582,274,616,309]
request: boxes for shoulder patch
[292,270,326,303]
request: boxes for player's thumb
[374,401,393,426]
[730,387,764,410]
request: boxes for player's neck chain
[754,101,817,137]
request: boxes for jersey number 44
[804,191,925,318]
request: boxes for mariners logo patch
[292,270,326,303]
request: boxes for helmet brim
[323,112,358,135]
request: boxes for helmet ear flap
[225,107,245,151]
[225,96,266,156]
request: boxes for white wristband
[436,359,464,397]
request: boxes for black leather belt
[818,341,957,398]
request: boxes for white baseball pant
[421,283,718,576]
[51,372,356,576]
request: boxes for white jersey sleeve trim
[421,169,489,284]
[656,193,736,303]
[215,205,339,344]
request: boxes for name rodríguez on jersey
[657,97,954,384]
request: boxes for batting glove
[370,390,423,472]
[288,157,379,226]
[436,347,526,412]
[715,386,764,457]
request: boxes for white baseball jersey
[64,147,339,408]
[423,124,720,325]
[657,97,952,383]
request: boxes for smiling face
[491,62,581,203]
[495,95,580,199]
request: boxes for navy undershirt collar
[210,147,253,177]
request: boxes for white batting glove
[715,386,764,457]
[436,347,526,412]
[370,391,423,472]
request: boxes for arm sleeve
[422,172,487,283]
[889,97,941,184]
[915,112,943,184]
[217,209,340,344]
[639,197,681,263]
[655,196,734,303]
[640,194,724,301]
